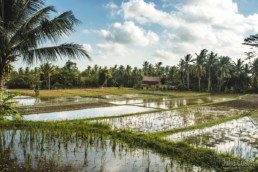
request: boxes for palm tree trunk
[208,68,211,92]
[187,70,189,90]
[0,68,4,92]
[198,76,201,91]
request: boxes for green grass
[8,88,211,98]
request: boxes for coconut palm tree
[184,54,193,90]
[0,0,90,91]
[252,58,258,88]
[206,52,217,92]
[194,49,208,91]
[39,62,55,89]
[217,56,232,92]
[178,59,185,87]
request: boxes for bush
[0,91,21,120]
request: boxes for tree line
[5,49,258,93]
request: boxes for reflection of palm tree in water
[247,116,258,130]
[35,97,41,105]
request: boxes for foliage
[0,91,21,120]
[0,0,90,91]
[5,52,258,93]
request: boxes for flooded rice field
[0,129,210,172]
[7,106,154,121]
[110,95,235,109]
[165,117,258,160]
[93,106,246,133]
[13,96,101,106]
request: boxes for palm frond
[13,10,80,50]
[10,6,56,46]
[22,43,90,64]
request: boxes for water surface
[94,107,245,133]
[0,129,210,172]
[7,105,154,121]
[165,117,258,160]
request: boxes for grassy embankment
[9,88,209,98]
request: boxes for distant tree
[40,62,55,89]
[184,54,194,90]
[99,69,112,87]
[206,52,217,92]
[194,49,208,91]
[217,56,232,92]
[252,58,258,91]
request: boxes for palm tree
[206,52,217,92]
[194,49,208,91]
[233,59,245,92]
[217,56,232,92]
[178,59,185,87]
[143,61,149,75]
[39,62,55,89]
[184,54,193,90]
[252,58,258,88]
[0,0,90,91]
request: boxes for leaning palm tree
[206,52,217,92]
[0,0,90,91]
[184,54,193,90]
[194,49,208,91]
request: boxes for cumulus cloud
[153,49,175,60]
[121,0,178,26]
[120,0,258,62]
[82,44,93,53]
[105,2,118,9]
[100,21,159,46]
[97,43,132,58]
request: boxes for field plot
[93,106,246,133]
[0,129,210,172]
[13,95,101,106]
[2,89,258,171]
[8,105,154,121]
[165,117,258,160]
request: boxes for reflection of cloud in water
[56,112,68,120]
[1,129,209,172]
[19,105,153,121]
[95,106,245,133]
[165,117,258,160]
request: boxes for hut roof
[142,76,161,82]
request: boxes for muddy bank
[216,95,258,109]
[18,102,115,114]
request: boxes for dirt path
[18,102,115,114]
[216,94,258,109]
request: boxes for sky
[14,0,258,71]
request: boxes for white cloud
[82,44,93,53]
[153,49,175,60]
[105,2,119,9]
[100,21,159,46]
[121,0,258,62]
[121,0,178,26]
[97,43,132,58]
[83,30,90,34]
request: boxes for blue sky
[14,0,258,70]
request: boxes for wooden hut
[142,76,162,89]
